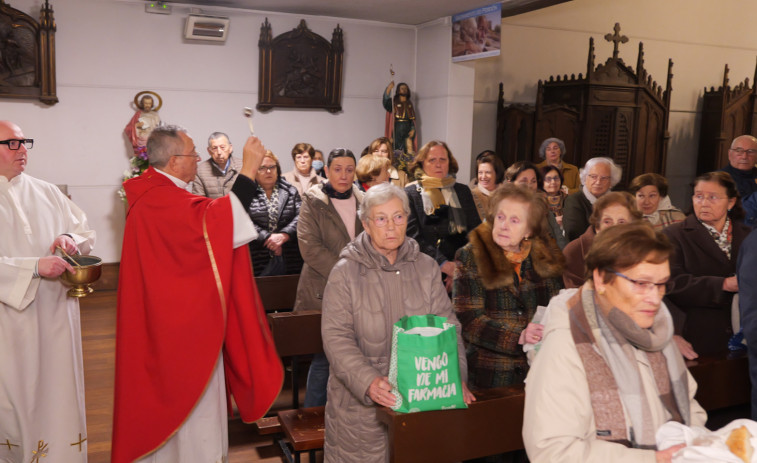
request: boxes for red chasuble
[112,167,283,463]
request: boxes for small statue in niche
[383,80,416,173]
[124,91,162,157]
[119,91,162,202]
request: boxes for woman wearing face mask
[294,148,364,408]
[368,137,408,188]
[282,142,323,196]
[312,149,326,178]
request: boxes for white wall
[6,0,418,262]
[416,18,476,182]
[472,0,757,209]
[13,0,757,261]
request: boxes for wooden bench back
[267,310,323,357]
[376,386,525,463]
[686,351,749,410]
[256,274,300,312]
[375,351,750,463]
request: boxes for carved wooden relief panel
[0,0,57,104]
[257,19,343,113]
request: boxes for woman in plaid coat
[453,184,564,389]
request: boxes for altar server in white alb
[0,120,96,463]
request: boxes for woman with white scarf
[471,153,504,221]
[629,173,685,230]
[405,140,482,291]
[523,222,707,463]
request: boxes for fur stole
[467,221,565,290]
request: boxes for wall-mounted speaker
[184,14,230,42]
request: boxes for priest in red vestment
[112,125,283,463]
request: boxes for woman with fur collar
[453,183,564,389]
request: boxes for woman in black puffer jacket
[247,150,303,276]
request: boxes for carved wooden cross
[604,23,628,59]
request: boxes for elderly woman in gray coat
[321,183,475,463]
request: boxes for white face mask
[312,160,324,171]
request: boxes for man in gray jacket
[192,131,243,198]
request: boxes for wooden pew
[686,350,750,411]
[377,351,750,463]
[255,273,300,312]
[265,310,325,463]
[376,386,525,463]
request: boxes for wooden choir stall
[496,23,673,186]
[697,62,757,174]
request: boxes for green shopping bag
[388,314,467,413]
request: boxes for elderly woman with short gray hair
[535,137,581,194]
[321,183,474,463]
[562,157,623,241]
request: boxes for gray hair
[538,137,566,160]
[208,131,231,146]
[731,134,757,149]
[358,183,410,222]
[579,157,623,187]
[147,125,188,168]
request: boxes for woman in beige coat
[523,223,706,463]
[294,148,364,407]
[321,183,474,463]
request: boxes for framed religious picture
[500,0,572,18]
[0,0,58,104]
[257,19,344,113]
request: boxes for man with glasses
[722,134,757,227]
[562,156,623,241]
[0,120,96,462]
[192,131,243,199]
[112,125,283,463]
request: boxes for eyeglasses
[258,165,277,173]
[608,270,668,294]
[587,174,611,183]
[369,213,407,228]
[544,176,561,183]
[692,193,726,203]
[729,148,757,156]
[172,153,199,159]
[0,139,33,150]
